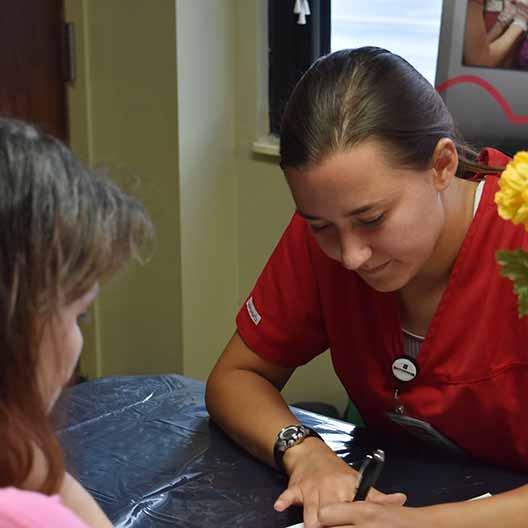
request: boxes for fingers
[274,485,303,512]
[379,492,407,506]
[316,490,406,527]
[367,488,407,506]
[276,488,407,528]
[303,479,361,527]
[275,485,322,528]
[302,492,321,528]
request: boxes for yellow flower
[495,151,528,230]
[495,151,528,317]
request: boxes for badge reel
[391,356,418,383]
[386,356,462,453]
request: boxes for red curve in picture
[436,75,528,125]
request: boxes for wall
[233,1,347,413]
[65,0,347,413]
[65,0,183,376]
[175,1,239,380]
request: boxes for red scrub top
[237,149,528,471]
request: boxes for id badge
[385,411,463,454]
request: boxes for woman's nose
[339,232,372,270]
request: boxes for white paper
[284,494,492,527]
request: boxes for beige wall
[175,2,239,380]
[65,0,183,376]
[65,0,347,412]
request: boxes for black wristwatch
[273,424,324,473]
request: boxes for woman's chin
[360,268,412,293]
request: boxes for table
[55,375,528,527]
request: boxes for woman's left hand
[318,501,425,527]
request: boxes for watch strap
[273,425,324,474]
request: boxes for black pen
[354,449,385,501]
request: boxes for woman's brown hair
[280,47,504,175]
[0,118,153,494]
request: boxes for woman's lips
[359,260,391,275]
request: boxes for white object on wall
[294,0,310,25]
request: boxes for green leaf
[496,249,528,317]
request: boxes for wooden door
[0,0,68,141]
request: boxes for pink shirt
[0,487,89,528]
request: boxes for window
[268,0,444,137]
[331,0,443,86]
[268,0,330,135]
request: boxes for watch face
[282,427,298,441]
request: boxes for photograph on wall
[463,0,528,70]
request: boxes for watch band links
[273,424,324,474]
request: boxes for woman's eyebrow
[297,203,379,221]
[297,209,323,221]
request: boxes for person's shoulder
[277,211,314,252]
[0,487,88,528]
[287,211,309,234]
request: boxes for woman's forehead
[286,144,427,218]
[288,144,416,192]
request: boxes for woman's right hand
[273,437,406,528]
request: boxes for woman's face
[285,140,451,292]
[38,283,100,409]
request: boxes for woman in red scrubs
[206,47,528,527]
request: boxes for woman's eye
[359,213,384,227]
[309,223,330,233]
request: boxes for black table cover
[55,375,528,527]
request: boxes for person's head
[0,118,153,493]
[280,47,498,291]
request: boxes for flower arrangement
[495,151,528,317]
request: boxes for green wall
[65,0,183,376]
[65,0,347,413]
[233,1,347,413]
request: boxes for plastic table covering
[55,375,528,527]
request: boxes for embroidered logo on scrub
[246,296,262,325]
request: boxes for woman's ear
[431,138,458,191]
